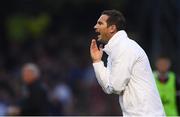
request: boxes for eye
[98,21,103,25]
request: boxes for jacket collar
[103,30,128,55]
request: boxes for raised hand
[90,39,103,63]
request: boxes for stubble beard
[97,37,108,44]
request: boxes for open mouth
[95,31,101,39]
[96,32,100,35]
[92,31,100,40]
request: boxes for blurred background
[0,0,179,116]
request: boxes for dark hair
[156,55,171,61]
[102,9,126,31]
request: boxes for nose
[94,24,97,29]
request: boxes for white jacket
[93,30,165,116]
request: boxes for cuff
[92,61,104,67]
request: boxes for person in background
[153,55,179,116]
[19,63,51,115]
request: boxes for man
[90,9,165,116]
[19,63,51,115]
[154,56,179,116]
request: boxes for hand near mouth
[90,39,103,63]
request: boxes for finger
[91,39,98,49]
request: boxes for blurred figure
[0,80,19,116]
[153,56,178,116]
[0,84,12,115]
[7,105,21,116]
[52,82,73,115]
[19,63,51,115]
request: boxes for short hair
[102,9,126,31]
[156,55,171,61]
[23,63,40,78]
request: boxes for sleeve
[93,49,136,95]
[93,61,112,94]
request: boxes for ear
[109,25,117,33]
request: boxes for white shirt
[93,30,165,116]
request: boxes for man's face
[94,15,112,43]
[22,67,36,84]
[156,58,171,73]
